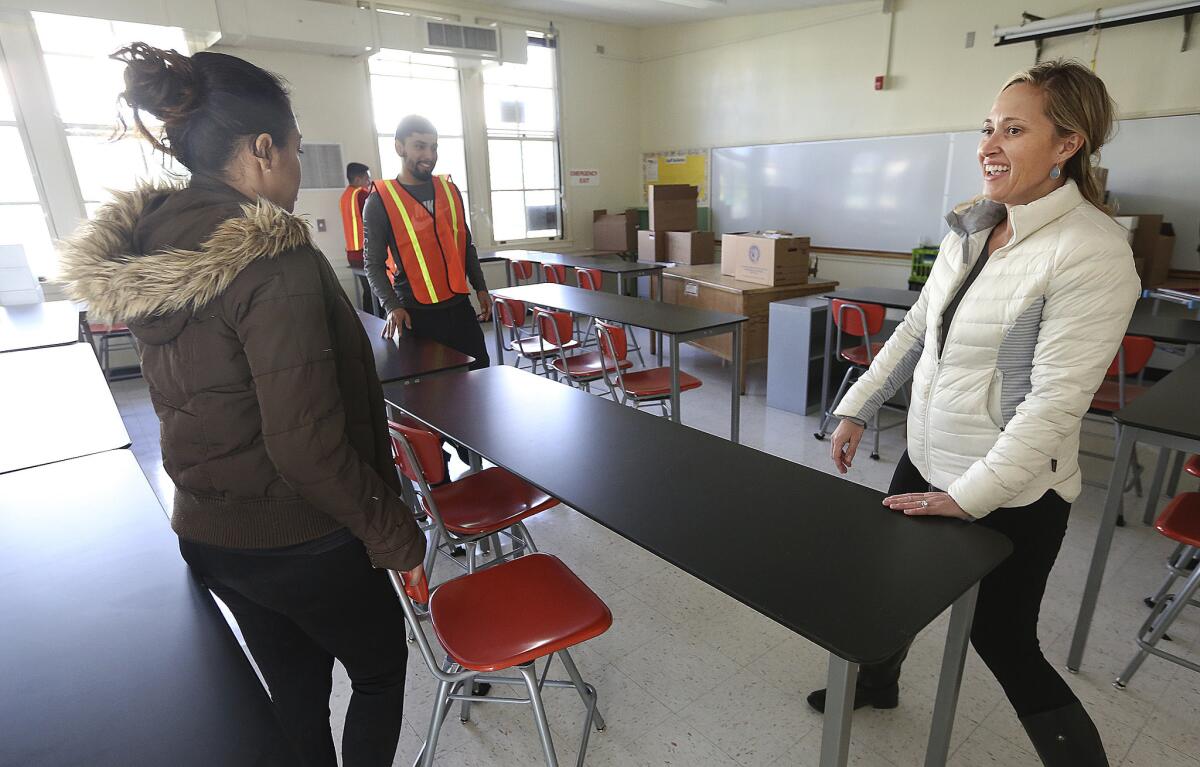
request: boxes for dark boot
[805,682,898,714]
[1019,702,1109,766]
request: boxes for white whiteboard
[713,114,1200,268]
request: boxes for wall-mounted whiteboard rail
[712,114,1200,269]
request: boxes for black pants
[861,451,1078,719]
[180,534,408,767]
[408,298,490,371]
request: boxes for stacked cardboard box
[639,184,714,264]
[721,232,811,286]
[592,209,638,253]
[1125,214,1176,288]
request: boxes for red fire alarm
[874,75,885,91]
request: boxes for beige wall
[637,0,1200,151]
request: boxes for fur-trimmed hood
[60,179,314,344]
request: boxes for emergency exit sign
[568,168,600,187]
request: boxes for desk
[819,288,921,425]
[0,343,130,474]
[385,366,1012,767]
[0,451,293,766]
[356,310,473,384]
[0,300,81,353]
[350,267,384,317]
[1126,314,1200,346]
[482,249,666,298]
[661,265,837,393]
[491,283,746,442]
[1067,355,1200,672]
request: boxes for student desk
[357,310,473,385]
[1126,314,1200,346]
[0,450,294,766]
[818,288,921,425]
[384,366,1012,767]
[0,300,81,353]
[482,249,666,298]
[490,283,746,442]
[0,343,129,474]
[1067,355,1200,672]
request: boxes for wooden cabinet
[658,264,837,392]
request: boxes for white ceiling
[481,0,866,27]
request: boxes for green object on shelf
[909,246,938,285]
[636,207,711,232]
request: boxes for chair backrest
[1107,335,1155,377]
[577,268,603,292]
[595,319,629,363]
[493,296,527,331]
[831,299,885,337]
[543,263,567,284]
[512,260,534,281]
[388,421,447,486]
[534,308,574,351]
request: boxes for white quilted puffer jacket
[834,180,1140,517]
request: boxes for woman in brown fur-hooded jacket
[59,44,424,767]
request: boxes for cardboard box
[724,232,811,286]
[648,184,698,231]
[638,230,667,262]
[592,209,637,253]
[665,231,715,265]
[1127,214,1174,288]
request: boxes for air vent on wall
[299,143,345,190]
[425,21,500,57]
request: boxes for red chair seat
[551,351,633,380]
[1185,454,1200,479]
[839,343,885,367]
[1091,380,1151,413]
[88,322,130,335]
[429,467,557,535]
[429,553,612,672]
[620,368,702,398]
[510,336,580,358]
[1155,492,1200,548]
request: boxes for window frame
[0,49,56,278]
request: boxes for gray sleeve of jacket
[362,194,413,313]
[464,224,487,292]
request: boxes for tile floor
[110,323,1200,767]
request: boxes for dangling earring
[1049,164,1061,180]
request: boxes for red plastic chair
[536,309,632,392]
[511,260,535,286]
[594,319,701,415]
[1187,455,1200,479]
[542,263,568,284]
[389,421,557,578]
[576,268,603,292]
[1115,492,1200,689]
[389,553,611,766]
[815,300,900,460]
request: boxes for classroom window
[482,33,562,242]
[368,49,470,216]
[0,65,55,278]
[32,12,189,216]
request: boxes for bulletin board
[642,149,711,205]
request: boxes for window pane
[521,140,556,190]
[524,189,559,239]
[0,204,56,279]
[483,85,554,134]
[0,128,39,203]
[490,190,526,241]
[33,13,187,56]
[435,136,468,191]
[67,132,182,204]
[371,75,462,136]
[0,73,15,122]
[378,136,402,181]
[488,139,523,191]
[43,55,128,127]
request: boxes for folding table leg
[819,655,858,767]
[925,583,979,767]
[731,323,742,443]
[1143,447,1171,526]
[670,335,681,424]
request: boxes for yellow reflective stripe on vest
[437,176,459,252]
[382,181,439,303]
[346,191,361,248]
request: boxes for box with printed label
[724,232,810,286]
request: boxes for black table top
[483,249,665,274]
[1127,315,1200,346]
[386,366,1011,664]
[0,300,80,353]
[492,283,746,335]
[0,451,293,766]
[1115,355,1200,440]
[0,343,130,474]
[357,310,473,383]
[826,287,921,310]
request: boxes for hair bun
[111,43,201,124]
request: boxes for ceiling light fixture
[654,0,728,9]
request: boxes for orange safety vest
[372,176,469,305]
[340,185,368,251]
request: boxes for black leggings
[861,451,1079,718]
[408,298,491,371]
[180,535,408,767]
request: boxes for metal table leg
[1068,426,1139,671]
[504,259,513,288]
[1142,447,1171,526]
[656,271,665,365]
[925,583,980,766]
[492,312,505,368]
[731,323,742,443]
[819,655,858,767]
[670,335,681,423]
[1165,449,1186,499]
[820,303,834,426]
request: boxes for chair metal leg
[1116,560,1200,688]
[519,663,560,767]
[816,367,856,440]
[558,649,606,730]
[418,679,455,767]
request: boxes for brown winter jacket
[60,176,425,571]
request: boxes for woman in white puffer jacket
[812,60,1140,767]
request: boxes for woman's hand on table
[883,492,973,520]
